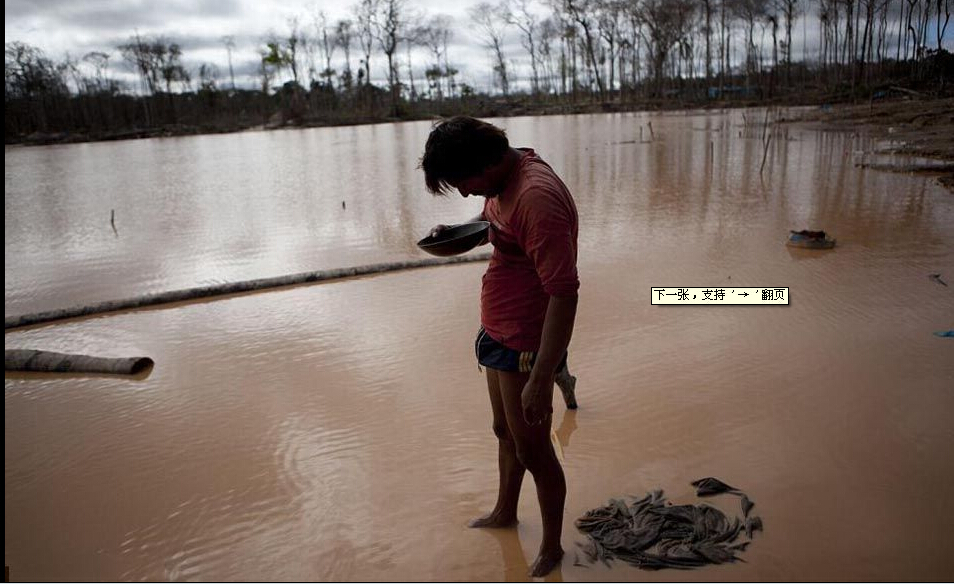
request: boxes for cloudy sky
[5,0,952,93]
[5,0,511,90]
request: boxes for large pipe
[5,349,154,375]
[5,253,491,331]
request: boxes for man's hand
[427,224,457,238]
[523,294,577,425]
[521,375,553,426]
[427,212,486,241]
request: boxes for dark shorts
[475,326,568,373]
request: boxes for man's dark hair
[420,116,510,195]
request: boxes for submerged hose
[5,349,154,375]
[5,253,491,330]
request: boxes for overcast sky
[5,0,509,90]
[5,0,952,93]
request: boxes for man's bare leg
[469,367,524,528]
[497,369,565,577]
[555,363,578,409]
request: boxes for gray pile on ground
[575,477,762,570]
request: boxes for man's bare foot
[529,547,564,577]
[467,513,518,528]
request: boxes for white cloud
[6,0,952,92]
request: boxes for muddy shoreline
[785,97,954,159]
[12,95,952,151]
[784,97,954,189]
[16,95,951,190]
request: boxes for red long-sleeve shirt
[481,149,579,352]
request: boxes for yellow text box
[651,287,789,305]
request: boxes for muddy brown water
[6,110,954,581]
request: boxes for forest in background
[5,0,952,145]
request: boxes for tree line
[5,0,952,144]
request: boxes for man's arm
[470,211,488,245]
[522,293,577,425]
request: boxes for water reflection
[481,526,565,583]
[5,111,954,581]
[554,410,578,450]
[7,110,950,318]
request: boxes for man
[420,116,579,577]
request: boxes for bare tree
[421,15,454,99]
[504,0,544,94]
[82,51,110,93]
[777,0,799,86]
[5,41,70,98]
[904,0,916,61]
[286,17,303,86]
[702,0,715,82]
[731,0,769,86]
[840,0,855,75]
[769,9,779,94]
[403,9,426,101]
[622,3,643,97]
[375,0,405,114]
[336,19,355,88]
[353,0,377,86]
[9,0,954,142]
[313,11,338,87]
[440,19,459,97]
[719,0,730,91]
[913,0,933,72]
[300,20,318,85]
[857,0,881,82]
[470,1,512,95]
[560,0,606,99]
[550,5,578,97]
[5,41,72,132]
[729,1,764,83]
[938,0,951,51]
[119,32,159,95]
[158,43,190,94]
[539,16,560,93]
[117,34,190,96]
[259,47,274,95]
[638,0,696,96]
[819,0,838,79]
[896,0,906,62]
[876,0,889,63]
[220,36,236,89]
[597,0,625,96]
[198,63,219,91]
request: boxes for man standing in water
[420,116,579,577]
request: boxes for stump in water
[5,349,153,375]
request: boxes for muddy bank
[787,97,954,158]
[785,97,954,189]
[12,89,952,150]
